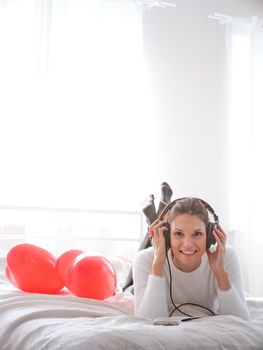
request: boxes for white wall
[141,0,263,229]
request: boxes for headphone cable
[166,249,216,318]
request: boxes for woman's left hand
[206,224,227,274]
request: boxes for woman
[133,197,250,320]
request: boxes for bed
[1,257,263,350]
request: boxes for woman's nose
[182,237,193,246]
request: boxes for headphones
[158,197,219,250]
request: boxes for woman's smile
[179,249,198,256]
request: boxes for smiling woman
[133,197,250,320]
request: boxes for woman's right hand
[149,219,167,276]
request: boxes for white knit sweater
[133,245,250,320]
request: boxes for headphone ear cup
[206,222,216,249]
[164,222,171,250]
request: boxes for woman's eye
[194,231,203,236]
[174,231,182,236]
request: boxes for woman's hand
[149,219,167,276]
[207,224,231,290]
[206,224,226,273]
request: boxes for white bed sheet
[1,271,263,350]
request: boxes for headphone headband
[158,197,219,223]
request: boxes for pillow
[106,255,131,291]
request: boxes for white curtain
[226,17,263,296]
[0,0,157,212]
[0,0,160,258]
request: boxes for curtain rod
[209,12,263,27]
[136,0,176,9]
[110,0,176,9]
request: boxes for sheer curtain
[0,0,157,211]
[226,16,263,296]
[0,0,158,258]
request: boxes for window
[0,0,155,259]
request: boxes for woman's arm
[132,248,169,319]
[207,225,249,320]
[133,220,170,319]
[217,245,250,320]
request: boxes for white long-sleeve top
[133,245,250,320]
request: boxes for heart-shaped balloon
[65,254,117,300]
[6,243,64,294]
[55,249,84,284]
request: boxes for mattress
[1,269,263,350]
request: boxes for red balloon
[6,243,64,294]
[55,249,84,284]
[5,265,19,288]
[65,254,117,300]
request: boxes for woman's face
[170,214,207,272]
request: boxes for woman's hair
[168,197,209,226]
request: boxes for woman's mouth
[179,250,197,256]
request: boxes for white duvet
[1,274,263,350]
